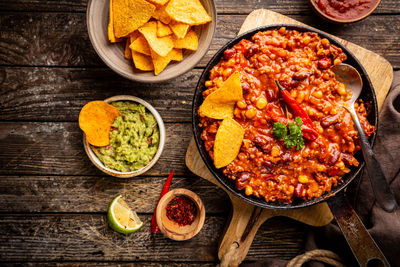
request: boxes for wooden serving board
[185,9,393,267]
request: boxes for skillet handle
[327,191,390,267]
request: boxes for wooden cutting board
[185,9,393,267]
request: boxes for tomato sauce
[315,0,379,21]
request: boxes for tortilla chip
[165,0,212,26]
[157,21,173,37]
[139,21,174,57]
[199,71,243,119]
[130,35,151,56]
[150,48,182,75]
[129,31,140,43]
[108,0,123,43]
[132,51,154,71]
[214,118,245,168]
[169,21,190,39]
[152,5,172,24]
[124,38,131,59]
[113,0,156,38]
[147,0,169,5]
[174,29,198,50]
[79,101,121,147]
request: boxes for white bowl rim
[83,95,166,178]
[86,0,217,83]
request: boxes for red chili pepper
[267,107,319,141]
[274,80,319,140]
[151,170,174,234]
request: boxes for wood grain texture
[0,176,230,213]
[0,0,399,14]
[0,214,305,262]
[0,122,192,176]
[0,13,399,68]
[0,67,197,122]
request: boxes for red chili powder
[166,195,197,226]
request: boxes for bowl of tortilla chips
[87,0,216,82]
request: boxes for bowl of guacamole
[83,95,165,178]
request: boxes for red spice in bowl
[166,195,197,226]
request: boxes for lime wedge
[107,195,143,234]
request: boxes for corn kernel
[317,164,325,172]
[330,108,337,115]
[271,146,280,157]
[245,185,253,196]
[256,97,268,109]
[290,90,298,98]
[337,83,347,95]
[205,80,212,87]
[318,125,324,134]
[333,58,341,66]
[312,90,323,99]
[289,185,295,194]
[337,161,345,170]
[245,108,257,119]
[297,91,305,103]
[223,68,233,78]
[308,108,315,116]
[236,100,247,109]
[298,175,309,183]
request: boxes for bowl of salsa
[309,0,381,23]
[83,95,166,178]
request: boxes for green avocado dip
[93,101,160,172]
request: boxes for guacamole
[93,101,160,172]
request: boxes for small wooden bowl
[156,188,205,241]
[309,0,381,24]
[86,0,216,83]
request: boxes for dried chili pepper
[151,170,174,234]
[166,195,197,226]
[274,80,319,140]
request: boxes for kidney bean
[317,58,332,70]
[320,114,339,128]
[244,45,259,59]
[224,48,236,60]
[253,136,272,153]
[328,146,340,165]
[265,89,275,101]
[236,172,252,189]
[293,70,310,80]
[280,153,293,163]
[294,183,304,197]
[261,160,273,173]
[241,82,251,95]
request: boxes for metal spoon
[332,63,398,212]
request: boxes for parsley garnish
[273,117,304,150]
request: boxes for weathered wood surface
[0,67,197,122]
[0,13,399,69]
[0,0,399,265]
[0,175,230,213]
[1,0,399,14]
[0,214,304,261]
[0,122,192,176]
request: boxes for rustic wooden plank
[0,13,399,68]
[0,122,192,176]
[0,67,197,123]
[0,214,305,261]
[3,263,215,266]
[0,175,230,213]
[0,0,398,14]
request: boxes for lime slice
[107,195,143,234]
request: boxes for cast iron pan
[192,25,390,266]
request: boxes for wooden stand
[186,9,393,267]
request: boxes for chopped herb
[273,122,287,139]
[273,117,305,150]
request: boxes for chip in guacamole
[93,101,160,172]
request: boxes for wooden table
[1,0,399,265]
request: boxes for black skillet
[192,25,390,266]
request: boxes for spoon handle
[350,108,398,212]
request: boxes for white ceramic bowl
[86,0,216,83]
[83,95,166,178]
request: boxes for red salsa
[166,196,197,226]
[315,0,379,21]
